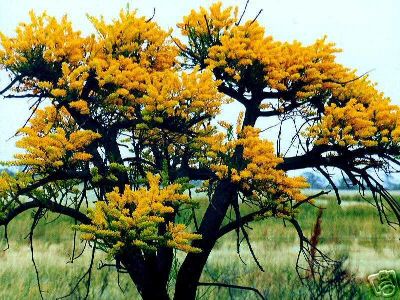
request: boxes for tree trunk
[173,180,237,300]
[120,250,171,300]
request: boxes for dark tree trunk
[119,96,257,300]
[120,249,171,300]
[173,180,237,300]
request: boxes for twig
[9,97,42,140]
[146,8,156,23]
[57,242,97,300]
[198,282,265,300]
[232,201,264,271]
[203,15,212,38]
[324,69,374,86]
[3,93,42,98]
[293,190,331,209]
[250,9,263,25]
[316,167,341,204]
[236,0,250,26]
[0,76,21,95]
[29,208,46,300]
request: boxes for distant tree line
[0,167,16,177]
[302,172,400,191]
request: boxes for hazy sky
[0,0,399,161]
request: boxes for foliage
[0,2,399,300]
[78,172,201,255]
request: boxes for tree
[0,3,399,299]
[383,174,400,190]
[336,176,359,190]
[302,172,329,190]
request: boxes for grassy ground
[0,196,399,299]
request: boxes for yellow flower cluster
[86,10,178,109]
[205,20,267,81]
[0,171,32,198]
[0,11,94,110]
[78,173,201,254]
[57,63,90,93]
[0,10,176,109]
[0,9,225,128]
[13,106,101,170]
[181,2,350,99]
[332,76,383,104]
[166,223,202,253]
[89,10,176,71]
[177,2,238,37]
[0,11,88,67]
[0,173,11,196]
[141,67,223,120]
[200,125,309,203]
[308,94,400,147]
[182,3,400,150]
[69,99,90,115]
[0,172,34,223]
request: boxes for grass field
[0,195,399,299]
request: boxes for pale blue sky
[0,0,399,161]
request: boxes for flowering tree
[0,3,399,299]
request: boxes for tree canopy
[0,2,399,299]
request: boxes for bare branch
[15,170,90,197]
[316,167,341,205]
[323,69,374,86]
[3,93,42,98]
[0,76,21,95]
[146,8,156,22]
[29,208,46,300]
[250,9,263,25]
[197,282,265,300]
[57,242,96,300]
[232,200,264,271]
[0,199,90,227]
[236,0,250,26]
[218,84,248,106]
[292,190,331,209]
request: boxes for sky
[0,0,399,161]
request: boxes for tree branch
[218,84,248,106]
[15,170,90,197]
[0,76,22,95]
[0,199,90,227]
[197,282,265,300]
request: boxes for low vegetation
[0,196,398,299]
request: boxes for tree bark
[173,180,237,300]
[120,250,171,300]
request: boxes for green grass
[0,196,399,299]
